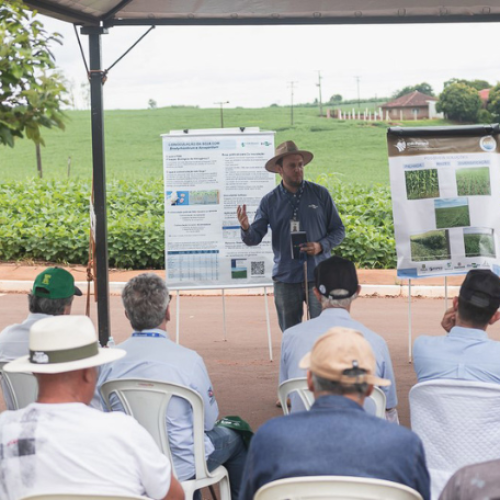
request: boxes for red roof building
[382,90,439,120]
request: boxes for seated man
[0,267,82,409]
[280,256,398,419]
[241,327,430,500]
[413,269,500,382]
[439,458,500,500]
[97,273,247,500]
[0,315,184,500]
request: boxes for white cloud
[40,16,500,109]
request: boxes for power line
[214,101,229,128]
[287,81,298,126]
[317,71,323,116]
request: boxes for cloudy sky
[40,15,500,110]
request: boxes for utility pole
[214,101,229,128]
[288,81,298,126]
[355,76,361,110]
[317,71,323,116]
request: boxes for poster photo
[162,128,275,288]
[387,125,500,278]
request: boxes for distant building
[381,90,442,120]
[478,88,490,108]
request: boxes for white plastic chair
[100,378,230,500]
[20,495,149,500]
[278,377,314,415]
[0,361,38,410]
[254,475,423,500]
[410,379,500,500]
[278,377,387,418]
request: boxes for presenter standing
[237,141,345,332]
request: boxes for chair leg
[209,484,217,500]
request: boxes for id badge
[290,220,300,232]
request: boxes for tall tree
[487,83,500,120]
[436,83,482,123]
[444,78,491,91]
[0,0,68,151]
[393,83,434,99]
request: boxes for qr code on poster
[251,261,265,276]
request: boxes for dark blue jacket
[239,395,430,500]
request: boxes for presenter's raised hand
[237,204,250,231]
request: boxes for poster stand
[171,284,274,361]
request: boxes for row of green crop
[0,176,396,269]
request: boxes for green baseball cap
[32,268,82,299]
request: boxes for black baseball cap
[460,270,500,310]
[314,256,358,299]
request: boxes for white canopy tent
[22,0,500,345]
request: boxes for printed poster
[387,125,500,278]
[162,128,275,287]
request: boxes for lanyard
[283,182,305,221]
[132,332,165,338]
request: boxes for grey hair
[311,373,369,397]
[28,294,73,316]
[320,292,358,309]
[122,273,170,331]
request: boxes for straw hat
[265,141,314,173]
[4,315,125,374]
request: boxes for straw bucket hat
[265,141,314,173]
[4,315,125,374]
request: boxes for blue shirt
[239,395,430,500]
[413,326,500,383]
[279,308,398,410]
[97,329,218,481]
[241,181,344,282]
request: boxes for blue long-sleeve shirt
[241,181,345,283]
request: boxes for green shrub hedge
[0,176,396,269]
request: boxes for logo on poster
[480,136,496,152]
[394,139,430,153]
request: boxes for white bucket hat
[4,315,125,374]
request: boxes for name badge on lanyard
[290,220,300,233]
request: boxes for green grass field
[435,205,470,229]
[0,105,450,186]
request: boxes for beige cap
[299,327,391,387]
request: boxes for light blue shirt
[279,308,398,410]
[0,313,51,410]
[241,181,345,283]
[97,329,218,481]
[413,326,500,383]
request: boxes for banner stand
[444,276,448,310]
[172,286,274,361]
[408,279,412,363]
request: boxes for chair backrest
[20,494,149,500]
[410,379,500,499]
[278,377,386,418]
[100,378,209,480]
[254,475,423,500]
[0,361,38,410]
[278,378,314,415]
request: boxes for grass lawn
[0,105,450,186]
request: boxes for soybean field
[405,169,439,200]
[456,167,491,196]
[410,230,451,261]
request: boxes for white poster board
[387,125,500,279]
[162,128,275,288]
